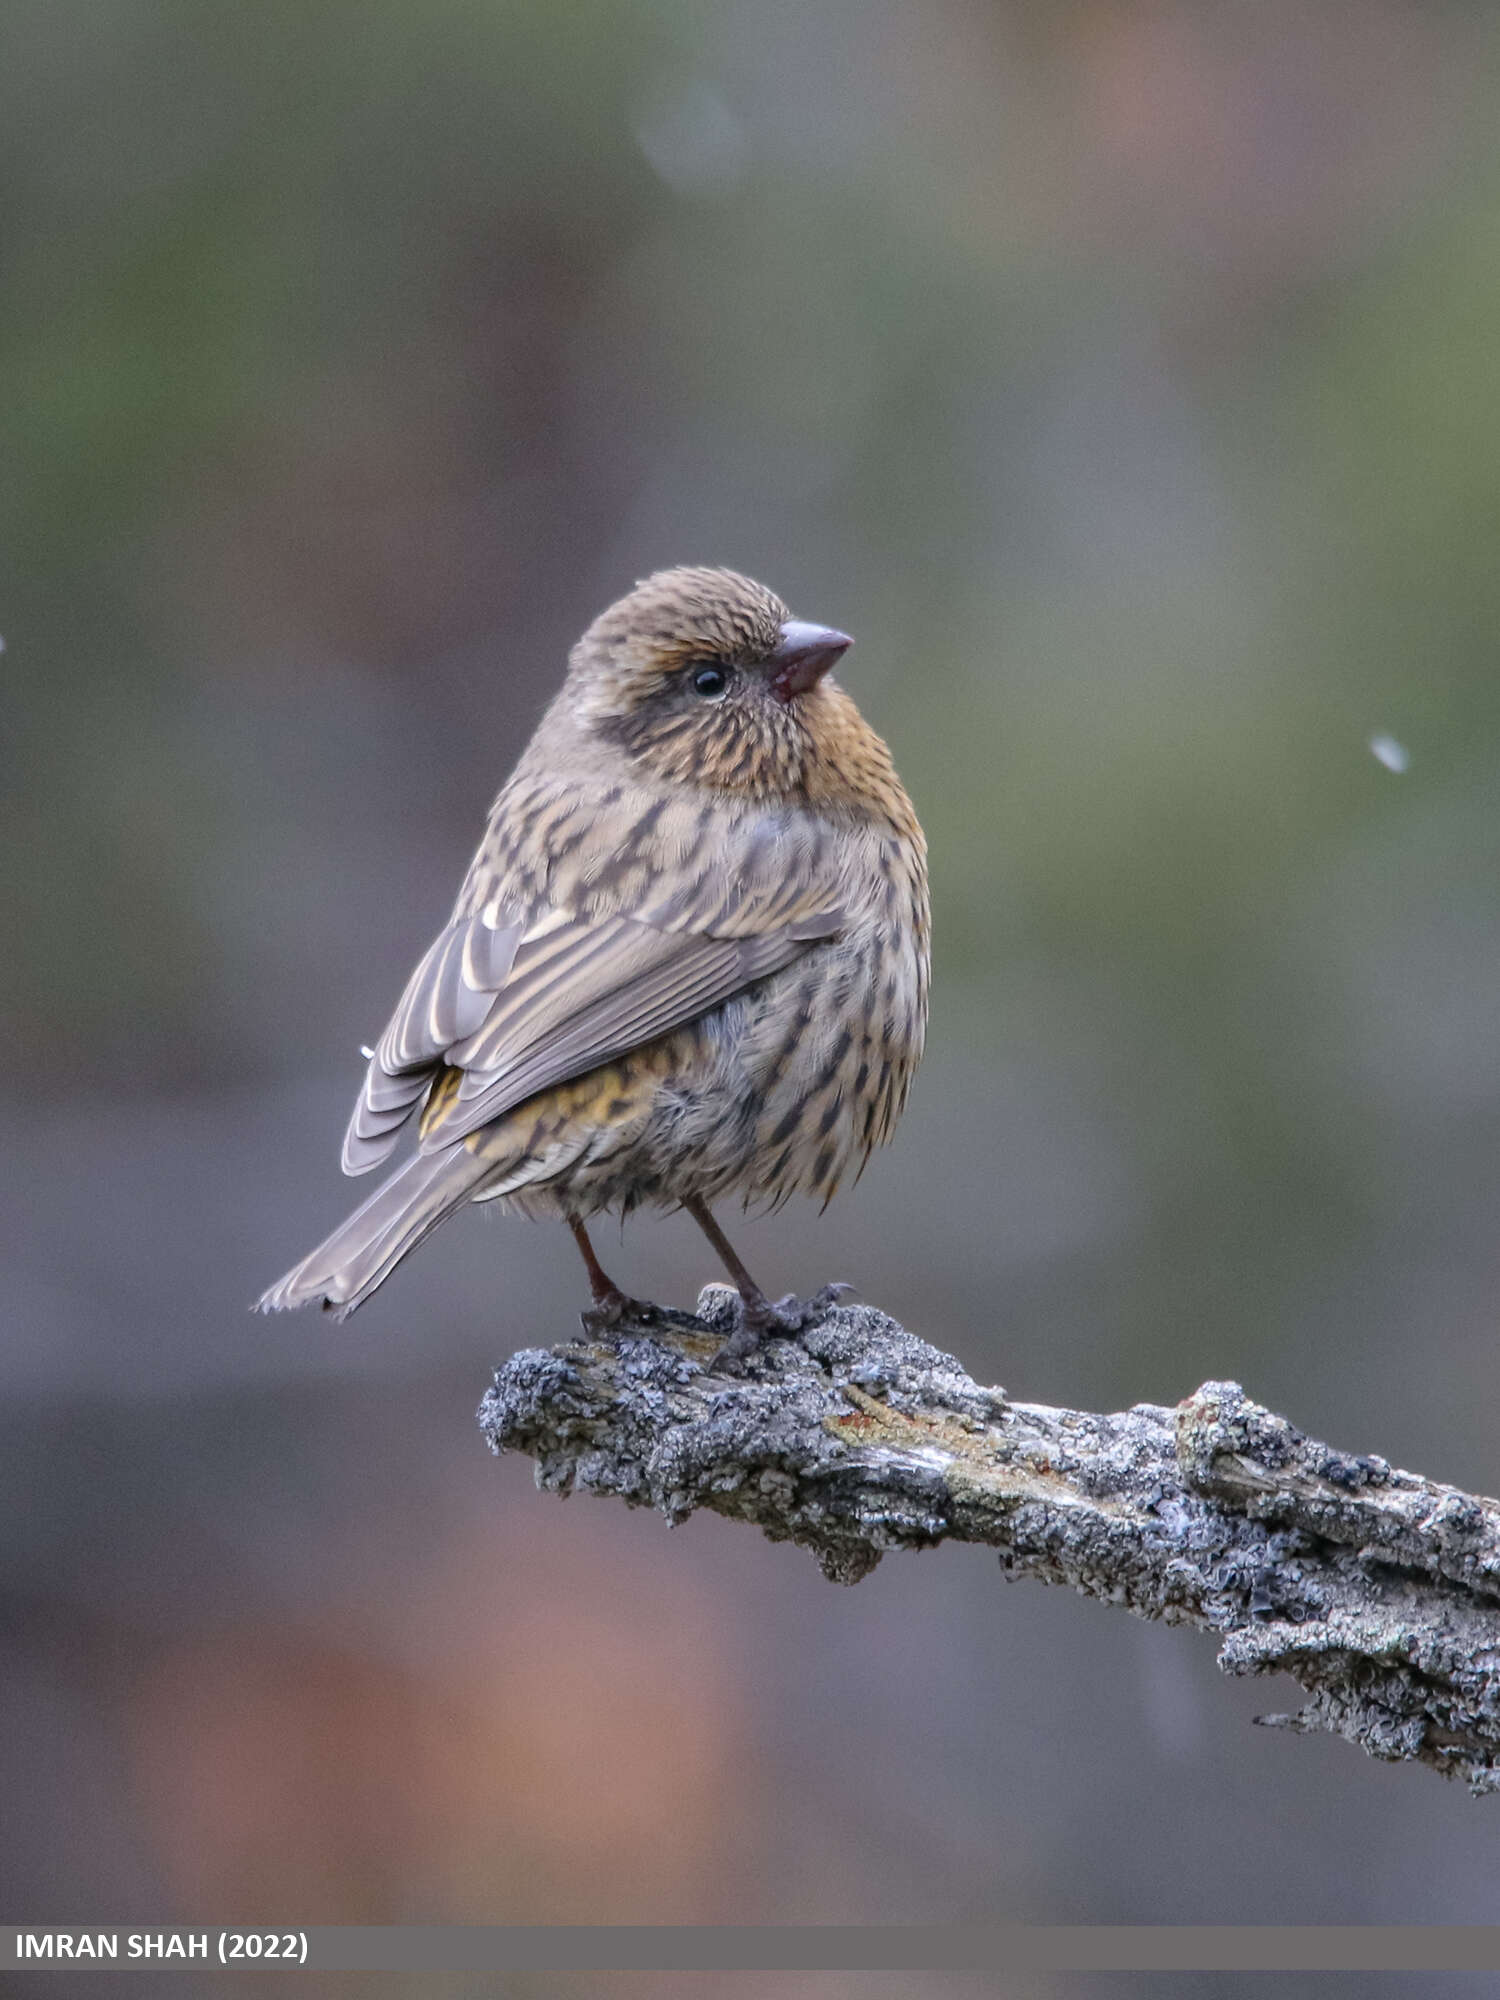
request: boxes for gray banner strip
[7,1927,1500,1972]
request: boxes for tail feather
[257,1146,490,1318]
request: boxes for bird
[257,565,929,1360]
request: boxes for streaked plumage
[258,566,929,1350]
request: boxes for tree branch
[478,1287,1500,1792]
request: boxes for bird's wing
[341,795,845,1172]
[340,912,525,1171]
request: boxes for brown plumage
[258,565,929,1355]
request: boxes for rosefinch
[258,566,929,1358]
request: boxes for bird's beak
[769,619,853,701]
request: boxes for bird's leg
[682,1197,779,1335]
[568,1217,661,1335]
[682,1196,852,1365]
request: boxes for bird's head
[566,566,855,798]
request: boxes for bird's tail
[256,1145,490,1318]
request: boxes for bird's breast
[732,881,928,1209]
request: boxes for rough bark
[478,1286,1500,1792]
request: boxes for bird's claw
[580,1291,665,1336]
[771,1281,856,1329]
[707,1281,856,1371]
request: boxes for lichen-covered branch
[477,1287,1500,1792]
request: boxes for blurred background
[5,0,1500,1987]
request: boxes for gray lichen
[478,1286,1500,1790]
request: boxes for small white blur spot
[359,1044,375,1060]
[1369,733,1409,774]
[634,80,749,198]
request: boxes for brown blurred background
[6,0,1500,1987]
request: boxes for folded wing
[341,795,845,1174]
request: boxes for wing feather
[341,793,848,1174]
[424,924,816,1147]
[341,913,522,1173]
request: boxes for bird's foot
[580,1289,669,1337]
[768,1281,857,1331]
[708,1282,856,1370]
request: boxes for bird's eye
[691,663,729,698]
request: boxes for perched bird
[258,565,929,1357]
